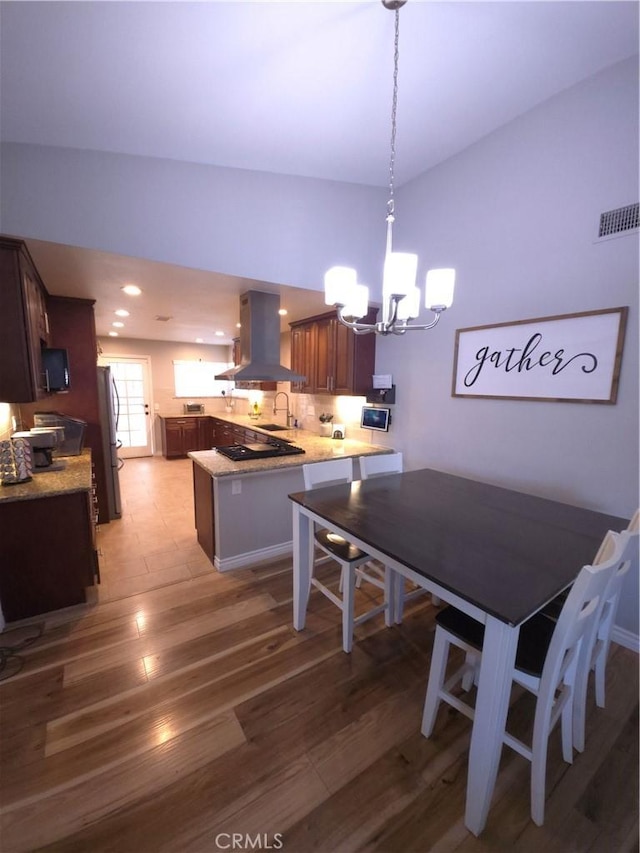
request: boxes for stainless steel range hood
[215,290,306,383]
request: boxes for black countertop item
[216,443,305,461]
[289,467,628,627]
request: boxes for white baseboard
[215,541,293,572]
[612,625,640,653]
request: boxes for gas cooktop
[216,442,306,462]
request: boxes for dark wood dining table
[289,467,627,835]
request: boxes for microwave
[42,347,70,392]
[184,402,205,414]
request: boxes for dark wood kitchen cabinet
[211,418,235,447]
[290,322,316,394]
[0,485,98,622]
[197,416,213,451]
[160,417,200,458]
[289,308,377,396]
[209,418,270,448]
[0,235,51,402]
[19,295,112,526]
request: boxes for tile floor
[97,456,212,602]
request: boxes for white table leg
[465,617,519,836]
[292,504,311,631]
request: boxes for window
[173,360,233,398]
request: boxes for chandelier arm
[398,311,445,331]
[335,306,379,334]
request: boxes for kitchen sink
[258,423,289,431]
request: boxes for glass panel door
[102,356,153,458]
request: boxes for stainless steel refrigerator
[97,365,122,519]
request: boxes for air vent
[598,203,639,238]
[155,315,173,322]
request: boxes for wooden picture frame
[452,307,628,403]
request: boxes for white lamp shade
[342,283,369,319]
[395,286,421,320]
[425,268,455,309]
[324,266,358,306]
[383,252,418,298]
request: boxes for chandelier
[324,0,455,336]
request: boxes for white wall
[0,143,384,292]
[378,58,639,633]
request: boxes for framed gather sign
[452,306,628,404]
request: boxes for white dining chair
[420,533,626,826]
[359,452,438,623]
[302,458,394,653]
[572,511,638,752]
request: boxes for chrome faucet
[273,391,294,427]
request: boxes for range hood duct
[215,290,306,383]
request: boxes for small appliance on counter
[0,438,33,485]
[184,402,205,414]
[216,442,305,462]
[11,429,65,470]
[33,412,87,456]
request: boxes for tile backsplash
[0,404,19,440]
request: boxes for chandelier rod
[386,6,401,257]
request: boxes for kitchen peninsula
[189,414,393,571]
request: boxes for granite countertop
[189,425,393,477]
[0,450,93,504]
[156,412,208,419]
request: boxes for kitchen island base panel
[193,461,306,571]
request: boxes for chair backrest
[596,518,639,642]
[359,452,403,480]
[303,458,354,491]
[540,532,628,698]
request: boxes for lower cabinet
[210,418,269,448]
[197,417,212,451]
[0,491,97,621]
[211,419,236,447]
[160,416,272,458]
[160,417,201,458]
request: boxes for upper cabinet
[289,308,377,396]
[0,236,51,403]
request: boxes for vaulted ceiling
[2,1,637,343]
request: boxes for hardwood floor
[0,456,637,852]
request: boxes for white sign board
[452,307,627,403]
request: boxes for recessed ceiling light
[115,309,130,317]
[112,321,124,328]
[195,338,204,343]
[236,323,241,329]
[214,331,224,337]
[278,308,288,316]
[108,331,119,337]
[121,285,142,296]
